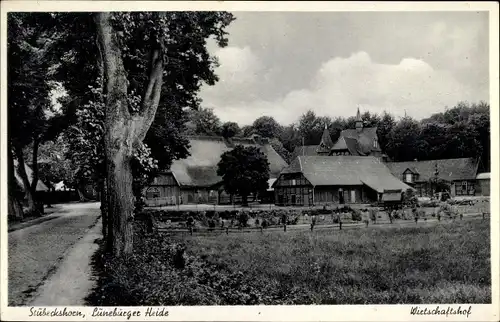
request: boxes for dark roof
[385,158,479,182]
[331,136,366,156]
[281,155,411,193]
[317,127,334,153]
[168,135,288,187]
[340,127,381,155]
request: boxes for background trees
[7,13,70,217]
[217,145,270,206]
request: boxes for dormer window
[405,173,413,183]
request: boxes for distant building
[385,158,481,197]
[272,155,411,206]
[475,172,490,196]
[145,135,288,206]
[292,108,385,159]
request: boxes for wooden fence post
[284,224,287,232]
[260,226,263,234]
[226,227,229,235]
[310,223,314,231]
[189,227,193,236]
[339,221,342,230]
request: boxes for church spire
[317,123,334,154]
[355,106,363,132]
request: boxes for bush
[351,209,362,221]
[238,211,249,227]
[402,189,418,208]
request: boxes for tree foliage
[221,121,240,138]
[252,116,282,138]
[185,107,222,136]
[217,145,270,206]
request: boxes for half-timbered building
[145,135,288,206]
[272,155,411,206]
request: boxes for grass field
[170,218,491,304]
[89,218,491,305]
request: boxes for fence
[154,213,490,236]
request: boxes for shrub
[254,218,260,226]
[402,189,418,208]
[238,211,249,227]
[351,209,362,221]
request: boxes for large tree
[48,12,234,256]
[217,145,270,206]
[93,12,233,256]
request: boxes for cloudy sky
[198,11,489,125]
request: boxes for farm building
[272,155,412,206]
[475,172,490,196]
[385,158,481,197]
[292,108,385,159]
[145,135,288,206]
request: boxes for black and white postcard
[1,1,498,321]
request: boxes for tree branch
[94,12,129,119]
[134,13,166,142]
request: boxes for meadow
[88,218,491,305]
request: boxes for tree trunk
[8,145,23,220]
[8,194,24,221]
[106,148,134,256]
[14,144,41,216]
[95,12,164,257]
[99,179,108,241]
[77,187,89,202]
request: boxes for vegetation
[88,219,490,305]
[217,145,270,206]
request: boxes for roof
[331,136,365,156]
[167,135,288,187]
[13,162,49,192]
[476,172,490,180]
[382,191,402,202]
[385,158,479,182]
[339,127,381,155]
[317,127,334,153]
[281,155,412,193]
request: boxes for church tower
[316,124,334,155]
[355,107,363,133]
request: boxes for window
[405,173,413,183]
[292,179,297,186]
[373,139,378,148]
[456,181,469,196]
[146,187,160,199]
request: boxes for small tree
[217,145,270,206]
